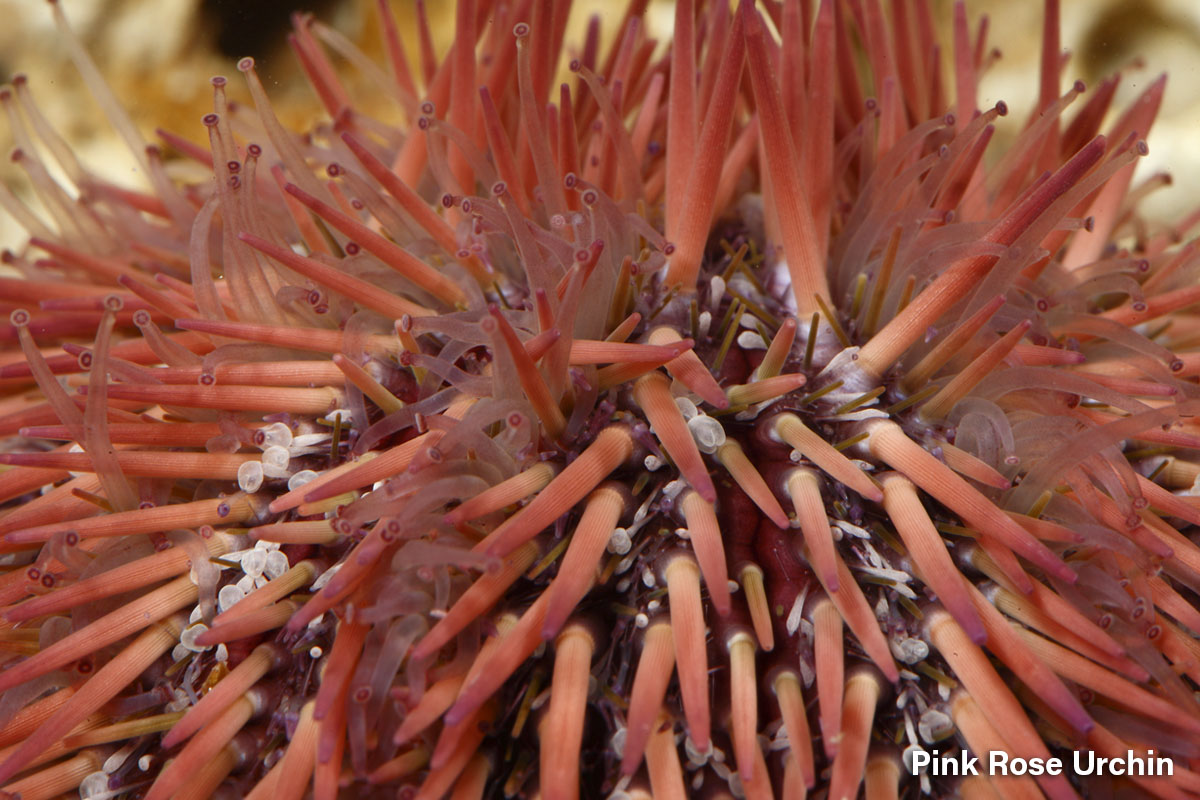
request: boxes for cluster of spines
[2,0,1200,799]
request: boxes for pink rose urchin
[2,0,1200,798]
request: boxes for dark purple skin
[718,479,762,570]
[713,342,751,388]
[755,518,814,635]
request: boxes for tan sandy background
[0,0,1197,248]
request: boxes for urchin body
[1,1,1199,800]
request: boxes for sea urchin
[2,0,1200,799]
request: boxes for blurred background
[0,0,1198,247]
